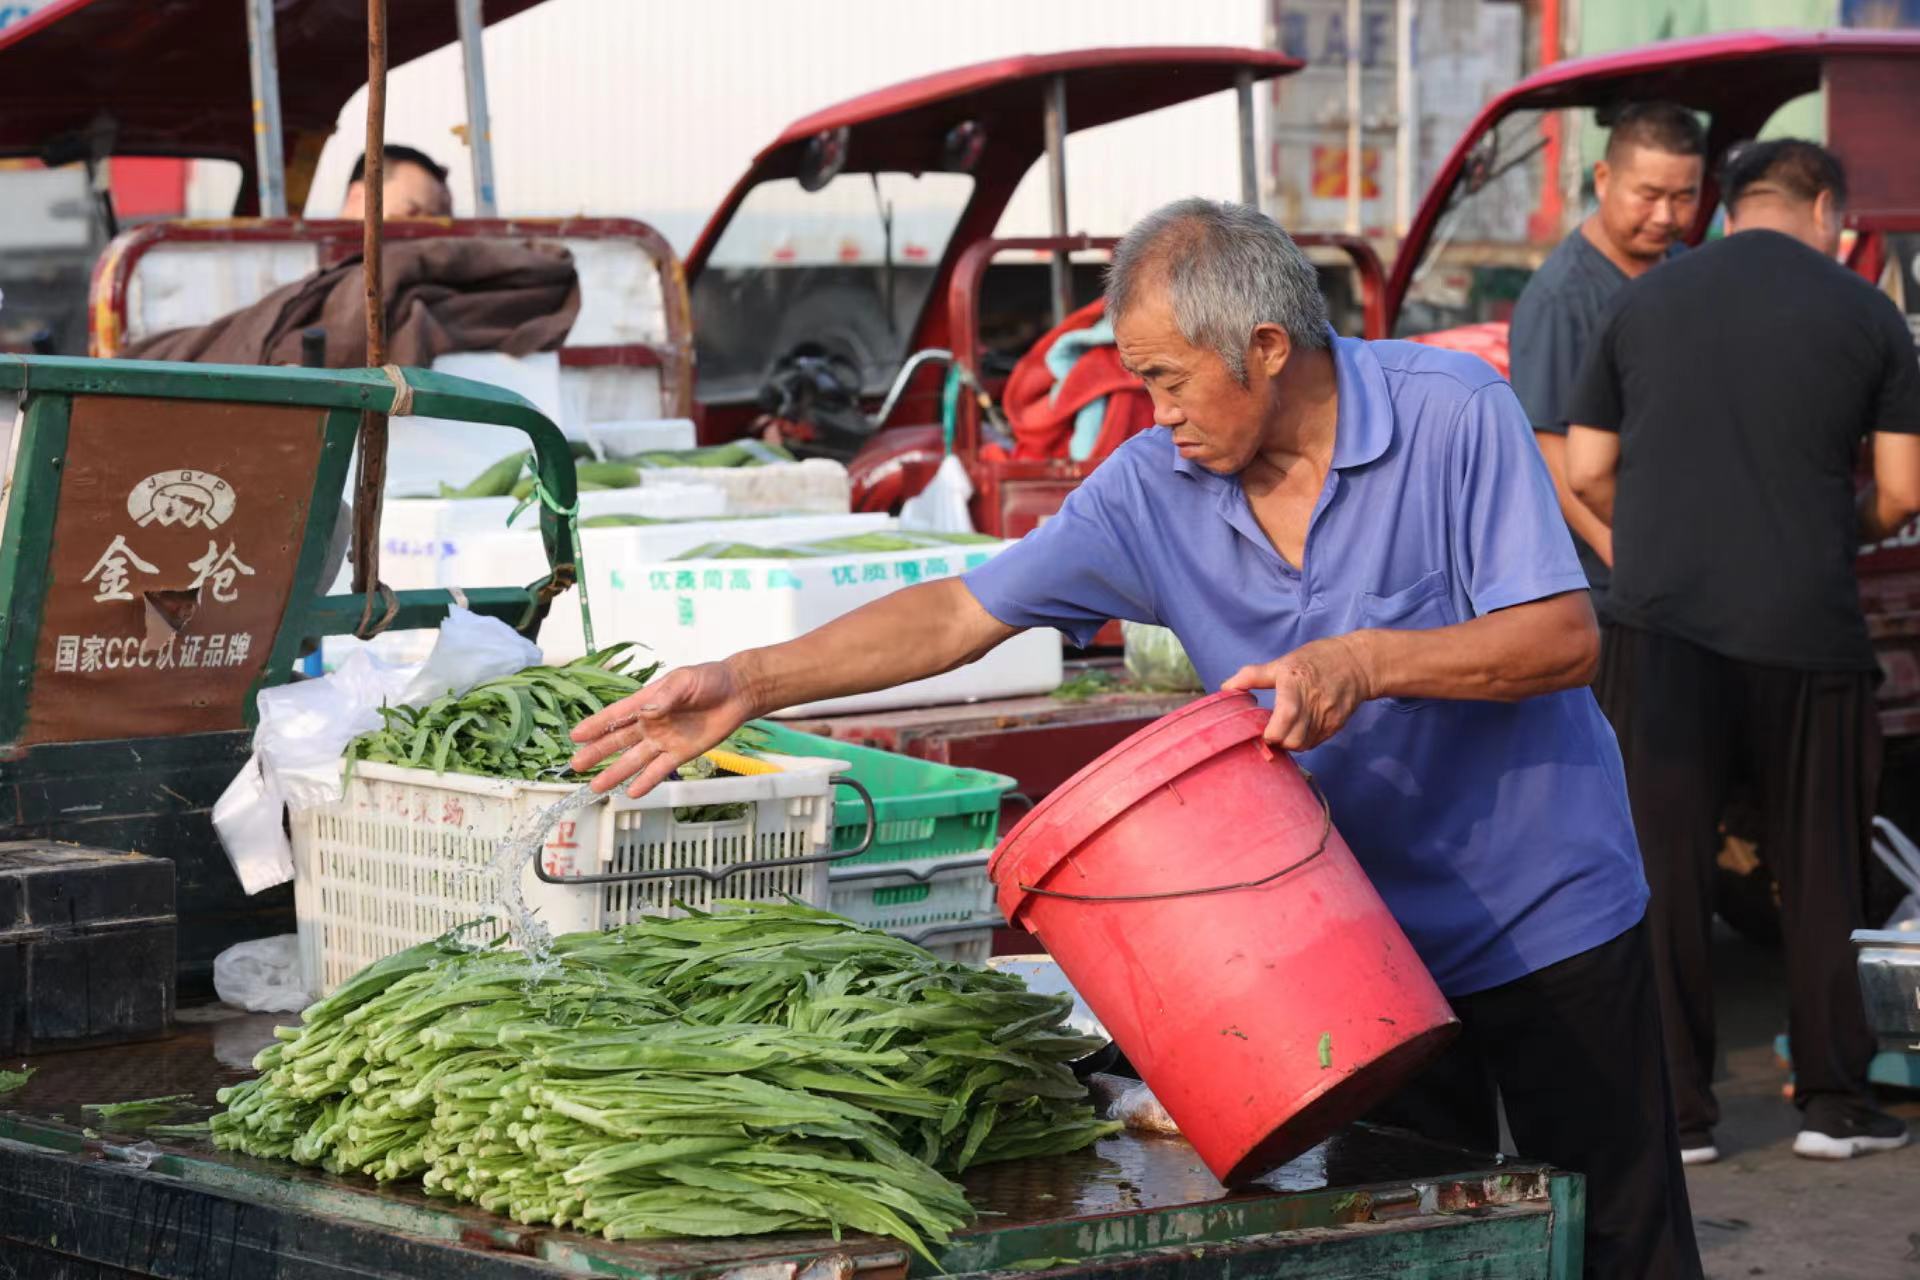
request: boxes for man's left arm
[1565,426,1621,527]
[1227,383,1598,751]
[1562,312,1627,532]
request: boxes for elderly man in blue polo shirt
[570,198,1700,1279]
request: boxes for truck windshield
[692,172,974,404]
[1394,108,1556,338]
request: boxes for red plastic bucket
[990,691,1458,1185]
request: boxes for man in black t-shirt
[1509,102,1703,624]
[1566,140,1920,1167]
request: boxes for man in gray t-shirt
[1510,102,1704,620]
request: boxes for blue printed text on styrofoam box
[385,537,458,559]
[631,556,974,594]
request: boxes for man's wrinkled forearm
[1348,593,1600,704]
[727,578,1016,718]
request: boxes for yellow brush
[702,747,782,777]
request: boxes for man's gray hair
[1105,197,1331,381]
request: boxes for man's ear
[1814,189,1840,246]
[1248,323,1294,381]
[1593,160,1612,203]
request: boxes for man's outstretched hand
[568,660,758,797]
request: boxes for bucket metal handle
[1015,769,1331,904]
[533,777,877,887]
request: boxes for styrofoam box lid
[588,419,698,455]
[381,483,729,537]
[648,540,1008,584]
[324,512,897,609]
[457,512,896,575]
[637,460,850,514]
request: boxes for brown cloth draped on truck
[122,238,581,367]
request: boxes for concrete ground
[1684,923,1920,1278]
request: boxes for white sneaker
[1680,1143,1720,1166]
[1792,1098,1910,1160]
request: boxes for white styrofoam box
[586,419,697,457]
[362,354,686,501]
[561,365,666,431]
[320,512,894,672]
[432,351,566,420]
[829,854,994,935]
[609,542,1063,717]
[505,513,896,664]
[564,237,669,347]
[125,241,322,343]
[639,458,850,514]
[291,753,843,996]
[367,483,729,592]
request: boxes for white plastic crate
[604,542,1064,717]
[291,754,846,996]
[829,855,994,933]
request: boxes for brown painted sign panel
[23,395,328,744]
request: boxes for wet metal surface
[0,1003,1539,1274]
[0,1003,267,1133]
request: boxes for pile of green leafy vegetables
[435,441,798,501]
[342,645,771,822]
[212,904,1115,1258]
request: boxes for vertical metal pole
[1235,70,1259,208]
[1044,74,1072,327]
[1395,0,1416,237]
[456,0,499,215]
[1345,0,1363,235]
[352,0,391,612]
[245,0,288,217]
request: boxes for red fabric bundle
[1002,299,1154,462]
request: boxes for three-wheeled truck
[711,28,1920,939]
[0,4,1588,1275]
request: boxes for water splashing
[466,782,602,972]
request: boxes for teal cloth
[1045,318,1116,462]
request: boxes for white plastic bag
[898,454,976,535]
[212,935,311,1013]
[398,604,544,708]
[213,608,543,893]
[1121,622,1203,693]
[1872,816,1920,931]
[210,756,295,895]
[1084,1073,1181,1136]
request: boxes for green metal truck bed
[0,1009,1583,1279]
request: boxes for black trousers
[1369,920,1702,1280]
[1597,625,1880,1137]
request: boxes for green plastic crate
[750,722,1015,867]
